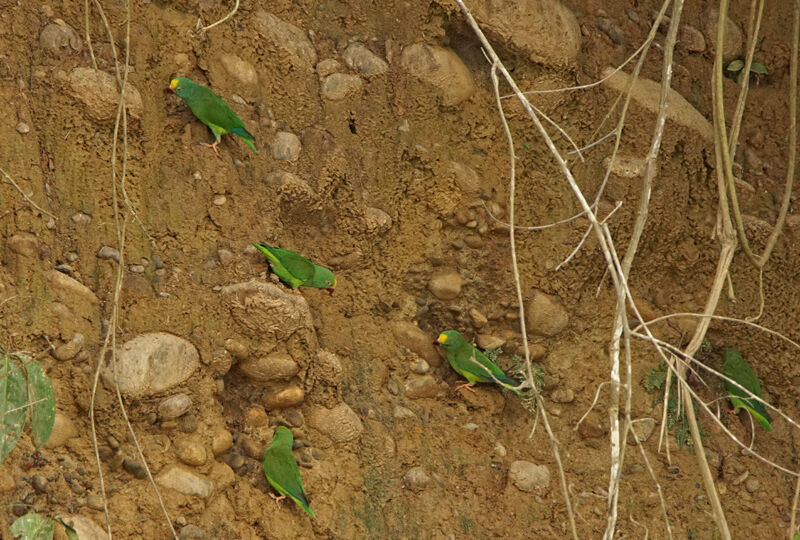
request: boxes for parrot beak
[326,287,335,296]
[165,86,174,94]
[434,338,441,346]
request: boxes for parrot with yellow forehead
[167,77,257,156]
[435,330,521,394]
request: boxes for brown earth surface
[1,0,799,538]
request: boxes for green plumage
[169,77,257,152]
[436,330,520,394]
[253,243,336,292]
[721,347,772,431]
[263,426,315,518]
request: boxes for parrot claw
[455,382,476,393]
[269,493,286,504]
[194,141,221,158]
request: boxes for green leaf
[1,355,28,465]
[727,59,745,72]
[20,356,55,448]
[750,62,768,75]
[10,513,54,540]
[642,363,667,392]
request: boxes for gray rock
[272,131,302,161]
[391,321,442,367]
[39,22,81,53]
[86,492,104,510]
[550,388,574,403]
[32,474,48,492]
[428,269,462,300]
[401,44,475,106]
[284,409,305,427]
[680,25,706,53]
[469,0,581,66]
[307,403,363,443]
[393,406,418,420]
[123,458,147,479]
[102,333,200,396]
[365,207,392,234]
[217,249,234,265]
[704,9,743,63]
[410,358,430,375]
[343,43,389,75]
[179,524,207,540]
[68,67,143,121]
[448,161,481,196]
[253,12,317,68]
[477,334,505,350]
[321,73,363,100]
[219,54,258,86]
[404,375,440,399]
[632,417,656,443]
[71,212,92,225]
[45,269,99,308]
[53,333,84,361]
[469,308,488,328]
[526,290,569,336]
[404,467,430,492]
[97,245,121,262]
[509,460,551,492]
[745,478,760,493]
[239,353,300,382]
[597,18,626,45]
[493,442,507,458]
[158,393,193,419]
[601,67,713,140]
[156,465,214,498]
[57,516,107,540]
[463,423,479,431]
[16,122,30,134]
[8,232,38,257]
[316,58,342,78]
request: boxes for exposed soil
[1,0,799,538]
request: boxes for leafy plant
[642,362,707,448]
[726,59,768,85]
[10,514,77,540]
[1,349,56,465]
[10,513,53,540]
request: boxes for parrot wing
[263,446,315,517]
[186,86,248,134]
[722,348,772,430]
[454,345,520,392]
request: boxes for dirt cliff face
[1,0,799,538]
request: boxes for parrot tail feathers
[230,127,258,153]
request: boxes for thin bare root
[0,166,56,219]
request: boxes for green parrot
[721,347,772,431]
[435,330,520,394]
[168,77,257,156]
[263,426,315,518]
[253,242,336,295]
